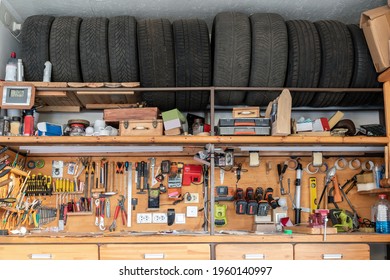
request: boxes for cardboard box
[232,107,260,118]
[360,5,390,72]
[103,107,160,121]
[296,121,313,132]
[162,109,186,130]
[265,89,292,136]
[312,118,330,132]
[119,119,163,136]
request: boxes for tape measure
[309,177,317,212]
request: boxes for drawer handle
[239,111,254,115]
[244,254,265,260]
[133,126,149,130]
[144,253,165,259]
[322,254,343,260]
[29,254,53,259]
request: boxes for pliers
[109,195,127,232]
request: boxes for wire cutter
[277,162,288,195]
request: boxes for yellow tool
[309,177,317,213]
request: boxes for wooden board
[284,226,338,234]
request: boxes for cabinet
[1,81,390,260]
[99,244,210,260]
[215,244,293,260]
[0,244,98,260]
[294,244,370,260]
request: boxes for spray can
[17,59,24,81]
[5,52,17,81]
[43,61,52,82]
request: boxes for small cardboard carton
[265,89,292,136]
[161,109,186,130]
[360,5,390,72]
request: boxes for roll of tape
[305,162,319,174]
[348,158,361,170]
[362,160,374,171]
[335,158,348,170]
[319,163,329,173]
[285,159,298,170]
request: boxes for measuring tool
[309,177,317,213]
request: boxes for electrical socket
[137,213,152,224]
[184,193,199,203]
[186,206,198,217]
[152,213,167,224]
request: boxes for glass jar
[10,116,21,136]
[0,117,5,136]
[3,116,10,136]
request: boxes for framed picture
[0,82,35,109]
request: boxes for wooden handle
[332,176,342,203]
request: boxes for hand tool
[109,198,121,232]
[99,197,106,230]
[277,162,288,195]
[127,162,132,227]
[90,161,95,192]
[149,158,157,187]
[115,162,123,192]
[105,198,110,218]
[0,168,11,178]
[331,174,342,203]
[317,166,336,209]
[84,163,89,197]
[123,161,128,195]
[0,146,8,155]
[294,161,303,225]
[137,161,147,194]
[95,199,100,226]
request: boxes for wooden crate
[104,107,160,121]
[119,119,163,136]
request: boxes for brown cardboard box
[119,119,163,136]
[360,5,390,72]
[265,89,292,136]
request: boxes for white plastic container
[4,52,17,81]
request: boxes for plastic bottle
[17,59,24,81]
[4,52,17,81]
[43,61,52,82]
[373,194,390,234]
[23,110,34,136]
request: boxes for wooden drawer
[294,244,370,260]
[100,244,210,260]
[215,244,293,260]
[0,244,98,260]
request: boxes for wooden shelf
[0,135,388,146]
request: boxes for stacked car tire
[20,12,380,111]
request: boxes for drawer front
[294,244,370,260]
[215,244,293,260]
[0,244,98,260]
[100,244,210,260]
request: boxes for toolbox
[119,119,163,136]
[217,118,271,135]
[218,118,270,127]
[232,107,260,118]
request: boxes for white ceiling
[4,0,387,27]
